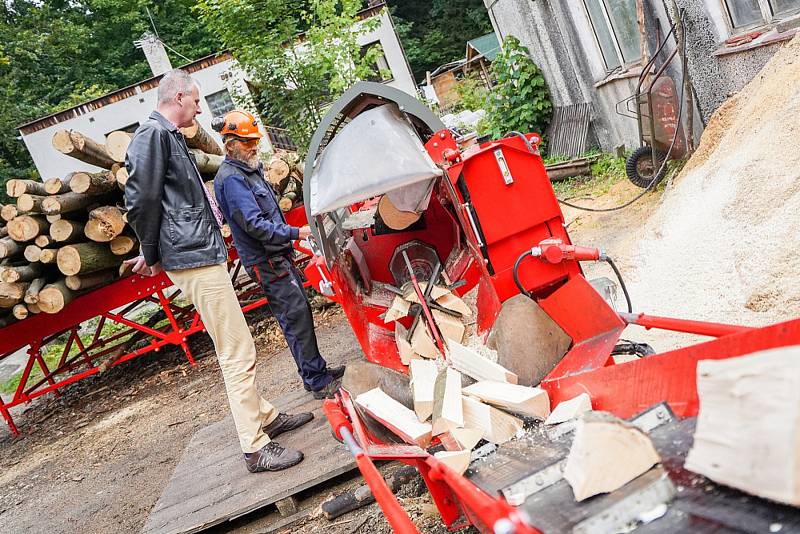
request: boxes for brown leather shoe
[263,412,314,439]
[244,442,304,473]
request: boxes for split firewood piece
[7,179,48,198]
[440,427,483,452]
[0,263,42,283]
[410,322,439,359]
[52,130,116,169]
[8,215,48,242]
[267,158,290,185]
[1,205,18,222]
[355,387,432,448]
[0,282,29,308]
[42,192,110,215]
[433,450,471,475]
[432,367,464,435]
[69,171,117,195]
[685,347,800,506]
[447,339,518,384]
[384,295,411,323]
[436,291,471,317]
[189,149,224,174]
[0,237,22,259]
[462,395,523,445]
[110,235,138,256]
[395,322,419,365]
[181,119,223,156]
[44,175,73,195]
[544,393,592,426]
[105,131,134,163]
[409,359,437,422]
[16,194,46,213]
[57,242,121,276]
[34,235,52,248]
[84,206,125,242]
[24,277,46,304]
[38,280,76,314]
[563,412,660,502]
[433,309,465,343]
[403,282,449,303]
[12,303,28,320]
[66,269,116,291]
[50,219,84,243]
[39,248,57,264]
[463,381,550,420]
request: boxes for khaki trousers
[167,263,277,453]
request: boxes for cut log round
[105,131,134,163]
[0,281,28,308]
[1,263,42,283]
[267,158,290,185]
[12,303,28,320]
[57,242,120,276]
[50,219,84,243]
[42,192,111,215]
[8,215,48,242]
[0,226,7,239]
[7,179,48,198]
[45,214,62,224]
[188,149,224,174]
[38,280,75,314]
[24,245,42,263]
[110,235,138,255]
[52,130,116,169]
[34,235,52,248]
[27,302,40,314]
[16,194,46,213]
[84,206,125,242]
[44,175,73,195]
[69,171,117,195]
[65,269,116,291]
[24,277,46,304]
[0,237,22,259]
[378,195,421,231]
[180,120,223,155]
[1,205,18,222]
[115,166,129,188]
[278,196,295,212]
[39,249,57,264]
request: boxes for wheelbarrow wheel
[626,146,667,188]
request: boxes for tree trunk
[105,131,134,163]
[24,277,46,304]
[0,237,22,259]
[57,242,120,276]
[50,219,84,243]
[189,149,224,174]
[84,206,126,242]
[12,303,28,320]
[16,194,46,213]
[110,235,138,255]
[44,174,74,195]
[34,234,51,248]
[39,249,57,264]
[69,171,117,195]
[1,205,18,222]
[66,269,116,291]
[52,130,116,169]
[1,263,42,283]
[8,215,49,242]
[38,280,76,314]
[7,179,48,198]
[0,281,28,308]
[42,192,112,215]
[24,245,42,263]
[180,120,223,155]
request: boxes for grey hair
[157,69,199,104]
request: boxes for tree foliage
[0,0,220,202]
[195,0,385,154]
[483,37,552,140]
[387,0,493,81]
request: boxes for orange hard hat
[211,109,263,140]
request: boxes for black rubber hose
[604,256,633,313]
[513,250,534,298]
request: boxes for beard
[227,143,260,169]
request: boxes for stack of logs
[265,152,304,212]
[0,120,224,326]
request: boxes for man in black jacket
[124,69,312,474]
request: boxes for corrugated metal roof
[467,33,500,61]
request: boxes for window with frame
[582,0,641,72]
[360,41,392,83]
[205,89,236,118]
[723,0,800,29]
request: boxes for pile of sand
[626,35,800,328]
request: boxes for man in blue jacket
[212,109,343,400]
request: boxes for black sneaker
[311,377,342,400]
[263,412,314,439]
[303,365,346,391]
[244,442,304,473]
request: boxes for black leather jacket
[125,111,227,271]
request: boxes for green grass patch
[552,152,627,199]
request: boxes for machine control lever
[530,238,606,264]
